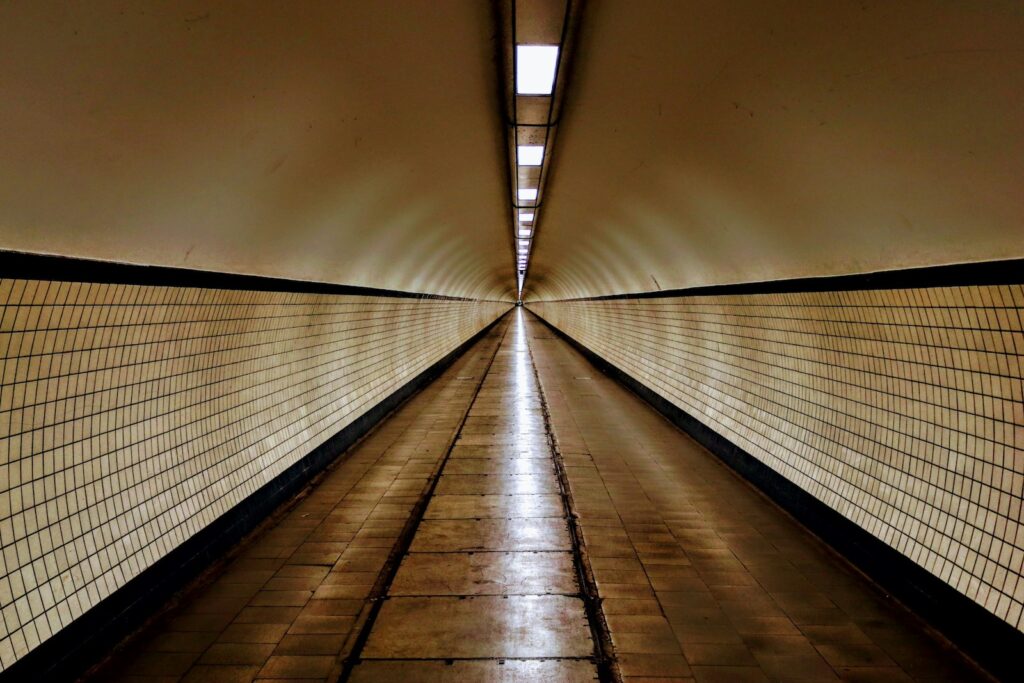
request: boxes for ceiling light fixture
[516,45,559,95]
[502,1,579,298]
[517,145,544,166]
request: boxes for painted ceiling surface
[525,0,1024,299]
[0,1,515,299]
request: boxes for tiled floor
[88,310,993,682]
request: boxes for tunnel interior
[0,1,1022,682]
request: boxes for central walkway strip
[342,309,618,682]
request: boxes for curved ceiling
[0,1,515,300]
[525,0,1024,300]
[2,2,1021,303]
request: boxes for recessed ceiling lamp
[517,145,544,166]
[519,212,535,223]
[516,45,559,95]
[518,188,538,201]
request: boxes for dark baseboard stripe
[529,308,1021,683]
[2,311,509,683]
[0,249,493,302]
[537,257,1024,302]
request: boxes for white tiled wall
[531,285,1024,632]
[0,278,507,670]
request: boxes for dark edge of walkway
[528,329,623,683]
[333,318,510,681]
[4,310,511,683]
[526,308,1019,683]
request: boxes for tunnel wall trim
[0,250,487,302]
[536,257,1024,302]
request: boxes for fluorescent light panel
[516,45,559,95]
[518,188,538,201]
[517,145,544,166]
[519,212,535,223]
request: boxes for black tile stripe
[0,248,503,302]
[536,257,1024,301]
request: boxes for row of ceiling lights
[514,46,558,295]
[502,0,578,300]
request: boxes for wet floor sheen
[89,309,992,682]
[348,309,599,681]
